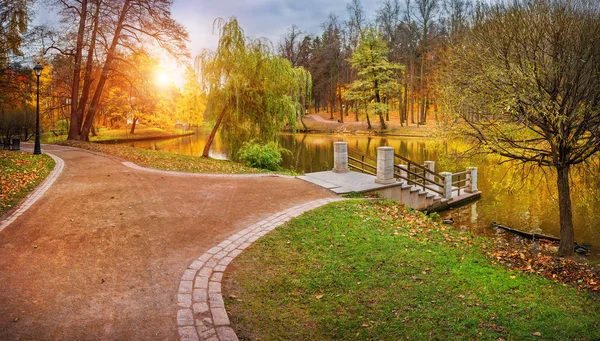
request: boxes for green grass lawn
[61,141,276,174]
[0,151,55,216]
[223,200,600,340]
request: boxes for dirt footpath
[0,146,334,340]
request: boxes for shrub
[238,140,288,171]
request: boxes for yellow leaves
[1,151,54,214]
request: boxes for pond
[125,127,600,257]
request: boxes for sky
[31,0,380,86]
[170,0,379,56]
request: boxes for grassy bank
[223,200,600,340]
[41,127,192,144]
[0,151,55,216]
[62,141,274,174]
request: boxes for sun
[155,70,171,88]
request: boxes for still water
[127,128,600,255]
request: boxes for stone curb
[122,162,296,179]
[0,153,65,233]
[176,197,344,341]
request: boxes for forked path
[0,145,335,340]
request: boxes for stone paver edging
[0,153,65,233]
[122,161,295,179]
[177,197,344,341]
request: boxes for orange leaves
[489,247,600,292]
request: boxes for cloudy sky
[34,0,380,56]
[169,0,379,55]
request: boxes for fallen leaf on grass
[532,332,542,337]
[315,294,323,300]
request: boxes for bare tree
[442,0,600,256]
[415,0,439,125]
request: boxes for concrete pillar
[466,166,478,192]
[332,142,349,173]
[375,146,396,184]
[424,161,435,183]
[440,171,453,199]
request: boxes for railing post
[398,164,408,183]
[440,171,453,199]
[332,142,349,173]
[424,161,435,183]
[375,146,396,184]
[466,166,478,192]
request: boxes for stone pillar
[424,161,435,183]
[375,146,396,184]
[466,166,478,192]
[332,142,349,173]
[440,171,453,199]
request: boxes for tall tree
[46,0,188,141]
[415,0,439,125]
[346,27,401,130]
[278,25,312,68]
[377,0,405,124]
[196,17,311,158]
[313,14,344,121]
[442,0,600,256]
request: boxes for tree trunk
[338,84,344,123]
[80,0,131,140]
[374,82,386,130]
[130,117,137,134]
[557,165,574,257]
[403,81,409,125]
[365,101,371,129]
[398,72,404,127]
[385,97,389,121]
[419,54,426,124]
[202,106,228,158]
[299,113,309,132]
[410,62,415,124]
[67,0,88,140]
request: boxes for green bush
[238,140,287,171]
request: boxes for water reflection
[126,129,599,256]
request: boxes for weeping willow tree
[195,17,312,158]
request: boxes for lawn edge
[175,197,345,341]
[0,153,65,233]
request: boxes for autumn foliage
[0,151,54,215]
